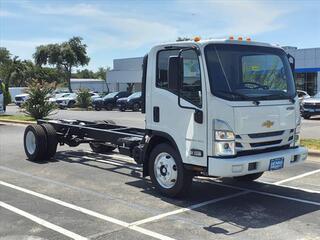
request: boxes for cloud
[177,0,295,37]
[0,38,64,60]
[0,9,17,17]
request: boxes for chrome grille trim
[236,129,293,152]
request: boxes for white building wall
[107,57,143,92]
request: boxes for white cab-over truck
[23,38,308,197]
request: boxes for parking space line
[130,191,249,226]
[258,180,320,194]
[0,201,88,240]
[197,178,320,206]
[273,169,320,185]
[0,180,174,240]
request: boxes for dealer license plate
[269,157,284,171]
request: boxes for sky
[0,0,320,71]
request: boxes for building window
[296,72,317,95]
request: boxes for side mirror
[287,54,295,74]
[168,56,182,91]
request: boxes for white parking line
[130,191,249,226]
[0,201,87,240]
[0,181,175,240]
[197,178,320,206]
[274,169,320,185]
[258,180,320,194]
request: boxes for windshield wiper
[263,92,295,103]
[218,91,252,101]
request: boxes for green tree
[33,37,90,92]
[22,80,56,119]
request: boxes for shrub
[0,82,11,107]
[23,81,56,119]
[76,88,91,108]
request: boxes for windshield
[205,44,296,101]
[128,92,141,100]
[313,92,320,98]
[104,92,119,99]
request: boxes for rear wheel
[95,106,102,111]
[24,124,47,162]
[40,123,58,159]
[149,143,193,198]
[233,172,264,181]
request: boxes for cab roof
[153,38,283,50]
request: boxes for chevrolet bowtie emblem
[262,120,274,128]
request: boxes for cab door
[147,48,207,167]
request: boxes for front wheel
[132,103,140,112]
[149,143,193,198]
[303,114,311,119]
[233,172,264,181]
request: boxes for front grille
[236,129,293,153]
[237,145,291,157]
[15,97,22,101]
[304,103,320,109]
[56,100,63,104]
[248,130,284,138]
[250,140,282,148]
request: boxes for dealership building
[107,46,320,95]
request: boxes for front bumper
[208,147,308,177]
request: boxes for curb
[0,119,36,125]
[308,150,320,157]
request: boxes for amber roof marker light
[229,36,234,40]
[194,36,201,42]
[238,36,243,41]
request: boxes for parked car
[48,93,71,103]
[92,91,131,111]
[56,93,77,108]
[89,92,101,101]
[301,92,320,119]
[117,92,142,111]
[14,93,29,107]
[297,90,310,101]
[0,87,4,113]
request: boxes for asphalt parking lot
[0,122,319,240]
[4,105,320,139]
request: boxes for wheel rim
[133,104,139,111]
[26,131,36,155]
[154,152,178,189]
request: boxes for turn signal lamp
[194,36,201,42]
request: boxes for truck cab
[142,38,307,196]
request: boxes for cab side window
[181,50,202,107]
[156,49,202,107]
[156,49,179,89]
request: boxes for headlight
[215,130,235,141]
[214,120,236,156]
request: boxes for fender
[142,129,180,177]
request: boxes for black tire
[40,123,58,159]
[234,172,264,181]
[303,115,311,119]
[119,106,126,112]
[132,103,140,112]
[149,143,193,198]
[68,100,75,108]
[95,106,102,111]
[23,124,47,162]
[106,103,113,111]
[89,142,116,153]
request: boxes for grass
[301,139,320,151]
[0,114,36,122]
